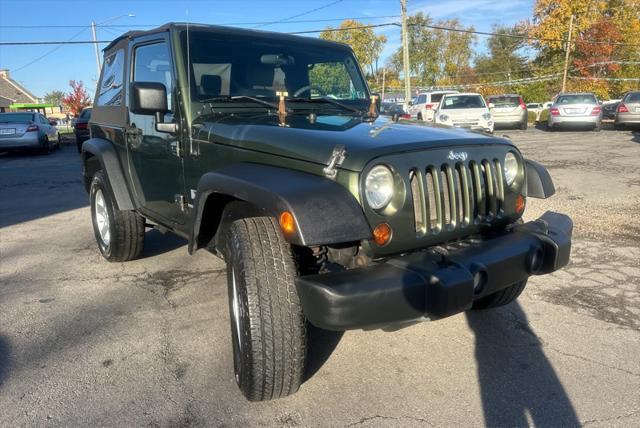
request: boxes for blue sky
[0,0,534,98]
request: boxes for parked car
[487,94,528,130]
[602,101,620,121]
[614,91,640,129]
[434,92,494,133]
[527,103,542,113]
[409,90,458,121]
[543,101,553,109]
[74,107,92,152]
[547,93,602,131]
[380,102,410,120]
[81,23,573,401]
[0,112,60,154]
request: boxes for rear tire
[40,136,51,155]
[224,217,306,401]
[520,120,528,130]
[471,280,527,310]
[593,124,601,132]
[90,171,145,262]
[417,113,423,121]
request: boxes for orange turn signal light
[515,194,526,214]
[372,223,392,246]
[279,211,296,235]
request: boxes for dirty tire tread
[226,217,306,401]
[471,280,527,310]
[91,171,145,262]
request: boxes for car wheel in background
[90,171,145,262]
[614,123,625,130]
[593,124,601,132]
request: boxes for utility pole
[561,14,575,93]
[91,21,101,78]
[400,0,411,110]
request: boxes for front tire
[471,280,527,310]
[90,171,145,262]
[224,217,306,401]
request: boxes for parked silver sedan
[548,93,602,131]
[614,91,640,129]
[0,112,60,154]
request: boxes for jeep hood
[194,113,512,171]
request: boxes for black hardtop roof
[104,22,351,53]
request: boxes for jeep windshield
[182,30,369,114]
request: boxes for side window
[97,50,125,106]
[133,42,173,110]
[417,95,427,104]
[39,115,49,124]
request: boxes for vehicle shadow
[139,229,187,259]
[0,336,9,389]
[303,323,344,382]
[466,302,580,427]
[0,144,88,228]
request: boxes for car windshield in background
[441,95,485,109]
[489,96,519,107]
[80,108,92,119]
[183,31,368,109]
[0,113,34,123]
[624,92,640,103]
[556,95,597,105]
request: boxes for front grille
[409,159,505,235]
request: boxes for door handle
[168,140,181,157]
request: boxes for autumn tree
[43,90,65,107]
[62,80,91,116]
[319,20,387,80]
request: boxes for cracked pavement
[1,128,639,427]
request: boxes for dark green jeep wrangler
[82,23,572,401]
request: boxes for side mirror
[130,81,177,133]
[488,102,495,109]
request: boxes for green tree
[388,13,476,87]
[474,25,529,83]
[43,90,65,106]
[319,19,387,79]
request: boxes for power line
[2,21,640,47]
[0,15,400,29]
[11,27,89,73]
[253,0,344,29]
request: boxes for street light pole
[561,14,575,93]
[91,21,101,78]
[400,0,411,109]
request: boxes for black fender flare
[525,159,555,199]
[189,163,372,252]
[81,138,136,210]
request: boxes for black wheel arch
[188,163,372,254]
[81,138,137,210]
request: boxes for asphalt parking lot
[1,127,639,427]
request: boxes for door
[127,38,186,225]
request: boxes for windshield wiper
[200,95,279,110]
[287,96,364,114]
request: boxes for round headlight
[504,152,519,186]
[365,165,394,210]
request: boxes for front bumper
[297,211,572,331]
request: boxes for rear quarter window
[624,92,640,103]
[97,50,125,106]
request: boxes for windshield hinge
[174,194,187,211]
[323,144,347,180]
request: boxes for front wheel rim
[94,189,111,246]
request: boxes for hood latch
[323,144,347,180]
